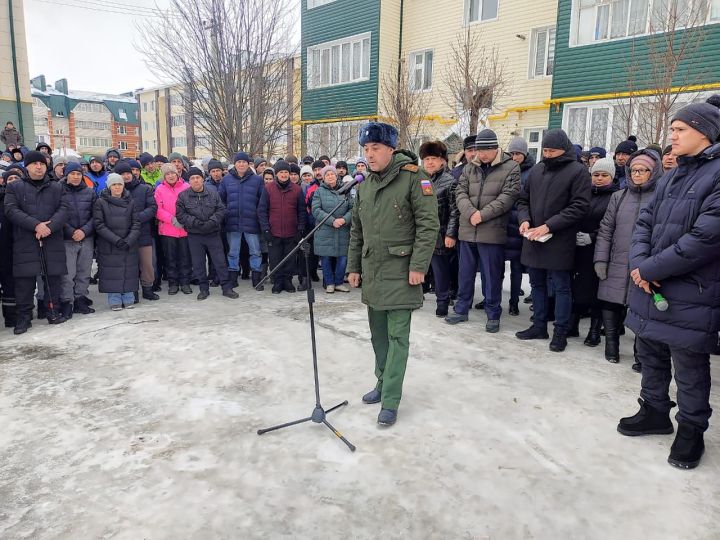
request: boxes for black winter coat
[517,149,591,271]
[176,187,226,235]
[572,183,619,306]
[432,168,458,254]
[4,175,68,277]
[0,185,14,279]
[62,179,96,240]
[125,177,157,247]
[93,190,140,294]
[505,154,535,261]
[627,143,720,354]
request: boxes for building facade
[301,0,559,161]
[1,0,34,145]
[30,76,140,158]
[549,0,720,151]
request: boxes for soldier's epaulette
[401,164,419,173]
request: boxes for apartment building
[1,0,34,144]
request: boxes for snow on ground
[1,269,719,539]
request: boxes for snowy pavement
[1,273,719,539]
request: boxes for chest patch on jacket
[420,179,433,196]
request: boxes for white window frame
[523,128,547,161]
[143,102,147,112]
[171,114,186,127]
[408,49,434,92]
[307,32,371,89]
[75,120,111,130]
[74,102,106,114]
[117,125,127,135]
[144,140,149,151]
[307,0,336,8]
[119,141,129,150]
[529,26,556,79]
[465,0,500,25]
[305,120,365,160]
[571,0,720,47]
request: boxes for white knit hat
[590,157,616,177]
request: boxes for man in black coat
[116,161,159,301]
[618,98,720,470]
[515,129,591,352]
[4,151,69,333]
[0,167,23,328]
[176,167,239,300]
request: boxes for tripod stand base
[257,400,356,452]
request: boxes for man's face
[662,152,677,170]
[543,148,565,159]
[476,148,498,164]
[363,143,394,172]
[256,164,266,175]
[108,155,119,165]
[189,175,204,191]
[90,161,102,172]
[67,171,83,186]
[313,167,323,181]
[336,166,347,177]
[5,122,13,129]
[355,162,367,173]
[263,172,274,184]
[510,152,525,164]
[290,172,300,184]
[614,152,631,166]
[235,160,249,176]
[54,164,65,177]
[121,172,133,183]
[422,156,446,175]
[39,147,50,155]
[276,170,290,183]
[464,147,478,162]
[172,159,184,173]
[670,120,711,157]
[81,164,89,173]
[5,174,20,184]
[588,155,600,167]
[210,168,223,181]
[131,167,141,178]
[145,162,157,173]
[28,161,47,180]
[322,159,330,166]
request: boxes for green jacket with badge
[347,150,440,311]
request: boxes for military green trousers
[367,307,413,410]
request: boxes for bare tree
[136,0,298,159]
[380,59,431,151]
[615,0,709,147]
[442,28,511,136]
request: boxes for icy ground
[1,270,719,540]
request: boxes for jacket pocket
[382,244,413,280]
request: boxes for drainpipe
[396,0,404,84]
[8,0,24,136]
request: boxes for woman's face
[629,163,652,185]
[109,183,124,197]
[165,172,178,185]
[591,171,613,187]
[324,171,337,188]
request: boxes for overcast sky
[24,0,300,96]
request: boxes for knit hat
[300,165,313,177]
[127,159,141,170]
[24,151,47,167]
[64,162,82,175]
[628,153,656,172]
[355,157,368,167]
[114,161,132,175]
[207,159,223,172]
[53,156,68,166]
[615,136,638,155]
[139,154,153,167]
[321,165,337,179]
[106,149,121,159]
[311,160,325,170]
[284,154,299,164]
[168,152,183,162]
[589,147,607,158]
[475,129,499,150]
[161,163,177,177]
[358,122,399,148]
[463,135,478,149]
[89,155,103,165]
[187,167,204,179]
[302,155,314,164]
[335,160,348,169]
[289,163,301,175]
[671,97,720,143]
[542,129,572,151]
[273,159,290,173]
[106,173,124,187]
[254,156,267,167]
[590,157,616,177]
[419,141,448,161]
[506,137,528,155]
[2,168,22,183]
[154,154,169,163]
[233,151,251,164]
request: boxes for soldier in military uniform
[347,122,439,426]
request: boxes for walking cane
[38,238,54,313]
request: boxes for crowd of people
[1,96,719,467]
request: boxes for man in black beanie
[618,96,720,470]
[614,136,638,188]
[515,129,591,352]
[4,151,69,333]
[452,134,479,180]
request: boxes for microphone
[649,284,669,311]
[337,176,360,195]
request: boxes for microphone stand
[255,182,357,452]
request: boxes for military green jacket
[347,150,440,310]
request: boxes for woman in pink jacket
[155,163,192,294]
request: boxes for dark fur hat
[418,140,448,161]
[358,122,399,149]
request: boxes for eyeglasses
[630,168,651,175]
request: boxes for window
[307,0,336,7]
[136,143,140,150]
[307,33,371,88]
[171,136,187,147]
[144,140,149,151]
[574,0,715,46]
[523,128,546,161]
[170,94,184,107]
[119,141,128,150]
[143,102,147,113]
[152,120,156,131]
[77,136,112,148]
[144,122,148,131]
[306,121,365,159]
[171,115,186,127]
[118,125,127,135]
[195,136,211,148]
[529,27,556,78]
[118,108,127,121]
[75,120,111,130]
[409,50,433,91]
[134,128,139,136]
[466,0,498,23]
[153,140,157,150]
[151,100,156,111]
[74,102,106,114]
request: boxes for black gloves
[116,239,129,250]
[263,230,273,246]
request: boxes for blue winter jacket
[218,168,265,234]
[626,143,720,354]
